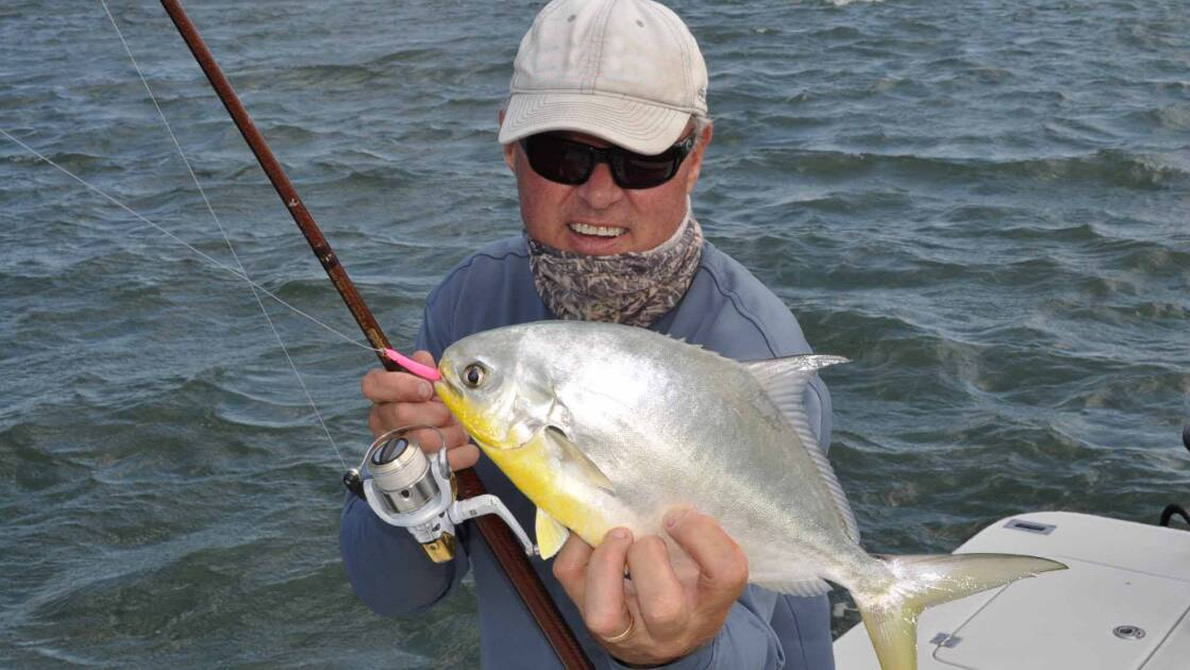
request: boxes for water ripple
[2,0,1188,664]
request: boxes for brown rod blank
[157,2,592,667]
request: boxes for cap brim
[498,92,692,155]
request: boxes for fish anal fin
[755,577,833,597]
[535,508,570,559]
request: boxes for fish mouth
[433,377,466,424]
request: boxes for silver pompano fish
[434,321,1065,670]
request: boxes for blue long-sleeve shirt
[341,236,836,670]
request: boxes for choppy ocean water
[1,0,1187,667]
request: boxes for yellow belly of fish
[479,432,612,549]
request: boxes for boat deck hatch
[933,558,1190,669]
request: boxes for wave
[763,148,1190,190]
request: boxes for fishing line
[2,127,376,365]
[97,0,349,468]
[3,126,353,470]
[3,2,418,470]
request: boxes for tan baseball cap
[498,0,708,156]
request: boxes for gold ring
[600,611,636,644]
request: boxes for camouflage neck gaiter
[527,213,704,328]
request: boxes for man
[341,1,835,668]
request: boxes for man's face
[502,122,712,256]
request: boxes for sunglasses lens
[524,136,592,185]
[617,152,679,189]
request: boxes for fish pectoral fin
[545,426,615,493]
[535,508,570,559]
[508,417,542,448]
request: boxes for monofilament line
[98,0,353,468]
[3,127,373,364]
[3,2,375,470]
[3,127,353,470]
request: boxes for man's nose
[576,161,623,208]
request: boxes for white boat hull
[833,511,1190,670]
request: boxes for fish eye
[462,363,487,388]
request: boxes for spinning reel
[343,426,538,562]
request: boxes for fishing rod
[157,2,592,667]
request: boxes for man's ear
[683,121,713,194]
[499,108,516,173]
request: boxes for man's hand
[360,350,479,471]
[553,508,749,667]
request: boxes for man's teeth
[569,223,626,237]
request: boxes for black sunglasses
[519,132,696,190]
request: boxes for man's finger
[625,535,687,640]
[373,398,455,431]
[361,368,434,404]
[553,533,594,607]
[664,508,748,600]
[582,528,634,639]
[445,443,480,471]
[411,424,469,451]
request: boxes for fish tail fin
[852,553,1066,670]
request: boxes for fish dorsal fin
[535,508,570,559]
[544,426,615,493]
[744,354,860,543]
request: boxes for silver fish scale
[488,322,869,586]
